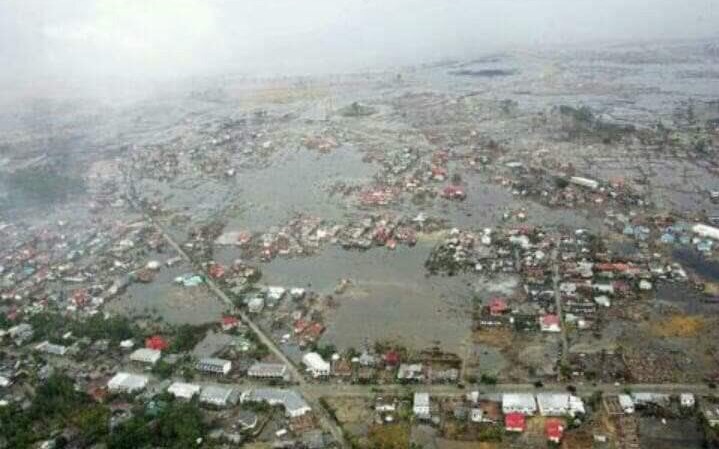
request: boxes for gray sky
[1,0,717,99]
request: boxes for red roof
[208,263,226,279]
[545,419,564,441]
[504,412,526,431]
[221,316,239,328]
[384,351,400,366]
[145,335,169,351]
[489,298,508,315]
[441,185,466,199]
[541,314,560,326]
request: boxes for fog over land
[1,0,718,101]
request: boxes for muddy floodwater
[107,262,225,325]
[261,243,475,351]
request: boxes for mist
[1,0,717,101]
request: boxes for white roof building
[502,393,537,415]
[680,393,695,408]
[302,352,330,378]
[129,348,161,365]
[247,363,288,379]
[200,385,239,407]
[266,286,286,301]
[0,375,12,388]
[536,393,585,417]
[618,394,635,414]
[693,224,719,240]
[196,358,232,375]
[35,341,68,356]
[570,176,599,190]
[168,382,201,399]
[631,392,670,406]
[413,392,430,419]
[108,372,149,393]
[242,388,311,418]
[247,297,264,313]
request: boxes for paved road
[302,382,717,398]
[551,246,569,366]
[125,189,348,447]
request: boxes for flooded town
[2,3,719,449]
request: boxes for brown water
[261,243,475,351]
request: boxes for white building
[631,392,670,407]
[35,341,68,356]
[107,372,149,393]
[680,393,695,408]
[196,358,232,375]
[536,393,585,417]
[302,352,330,378]
[693,224,719,240]
[266,286,286,301]
[470,408,484,423]
[570,176,599,190]
[129,348,161,365]
[247,363,288,379]
[0,376,12,388]
[242,389,311,418]
[413,392,430,419]
[200,385,239,407]
[168,382,201,399]
[502,393,537,415]
[618,394,635,414]
[247,297,264,313]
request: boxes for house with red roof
[145,335,169,351]
[208,263,226,279]
[504,412,526,432]
[545,419,564,443]
[489,298,508,316]
[540,314,561,332]
[441,185,466,200]
[384,351,401,368]
[221,316,240,331]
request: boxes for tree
[72,404,110,443]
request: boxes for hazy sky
[1,0,717,97]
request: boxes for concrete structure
[35,341,68,356]
[693,224,719,240]
[107,372,149,393]
[536,393,585,417]
[247,296,264,313]
[196,357,232,375]
[302,352,330,378]
[397,363,424,381]
[413,392,430,419]
[680,393,695,408]
[631,392,670,406]
[129,348,161,365]
[167,382,201,399]
[570,176,599,190]
[703,405,719,427]
[242,388,311,418]
[247,362,288,379]
[618,394,635,414]
[502,393,537,415]
[200,385,239,407]
[469,408,483,423]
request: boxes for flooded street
[262,244,474,350]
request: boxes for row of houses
[128,347,232,376]
[501,392,585,417]
[107,372,243,407]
